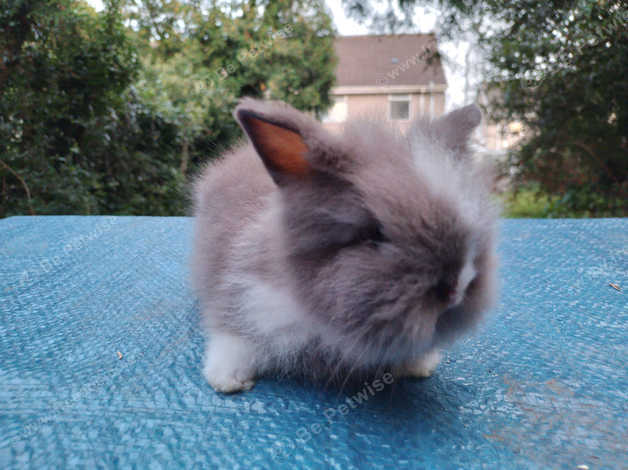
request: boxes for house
[476,83,525,154]
[322,34,447,133]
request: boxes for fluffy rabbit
[192,98,498,393]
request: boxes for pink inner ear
[246,116,311,177]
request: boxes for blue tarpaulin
[1,216,626,468]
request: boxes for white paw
[402,350,442,378]
[202,332,257,394]
[203,367,256,393]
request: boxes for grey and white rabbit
[192,98,498,393]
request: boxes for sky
[86,0,469,108]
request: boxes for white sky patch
[87,0,103,11]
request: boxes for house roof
[334,34,447,88]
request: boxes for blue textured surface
[1,216,626,469]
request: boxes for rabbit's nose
[434,280,456,303]
[448,288,465,308]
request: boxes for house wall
[480,120,525,152]
[322,91,446,134]
[476,84,526,153]
[412,92,445,119]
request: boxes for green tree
[345,0,627,216]
[128,0,337,173]
[1,0,190,217]
[125,0,193,57]
[197,0,336,112]
[1,0,336,217]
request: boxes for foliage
[500,184,604,218]
[346,0,627,217]
[134,42,236,176]
[490,0,627,217]
[134,0,337,172]
[1,0,186,216]
[1,0,336,217]
[195,0,336,112]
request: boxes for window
[322,96,347,123]
[389,95,410,120]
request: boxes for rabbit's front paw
[399,350,442,378]
[204,369,255,393]
[203,332,257,393]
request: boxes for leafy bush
[494,1,627,217]
[499,184,604,218]
[1,0,336,217]
[0,0,185,216]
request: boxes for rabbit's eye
[345,222,388,248]
[369,224,387,244]
[363,223,389,247]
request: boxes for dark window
[390,99,410,120]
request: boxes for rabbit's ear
[433,104,482,156]
[236,108,311,185]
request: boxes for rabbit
[191,98,499,393]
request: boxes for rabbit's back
[191,144,275,303]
